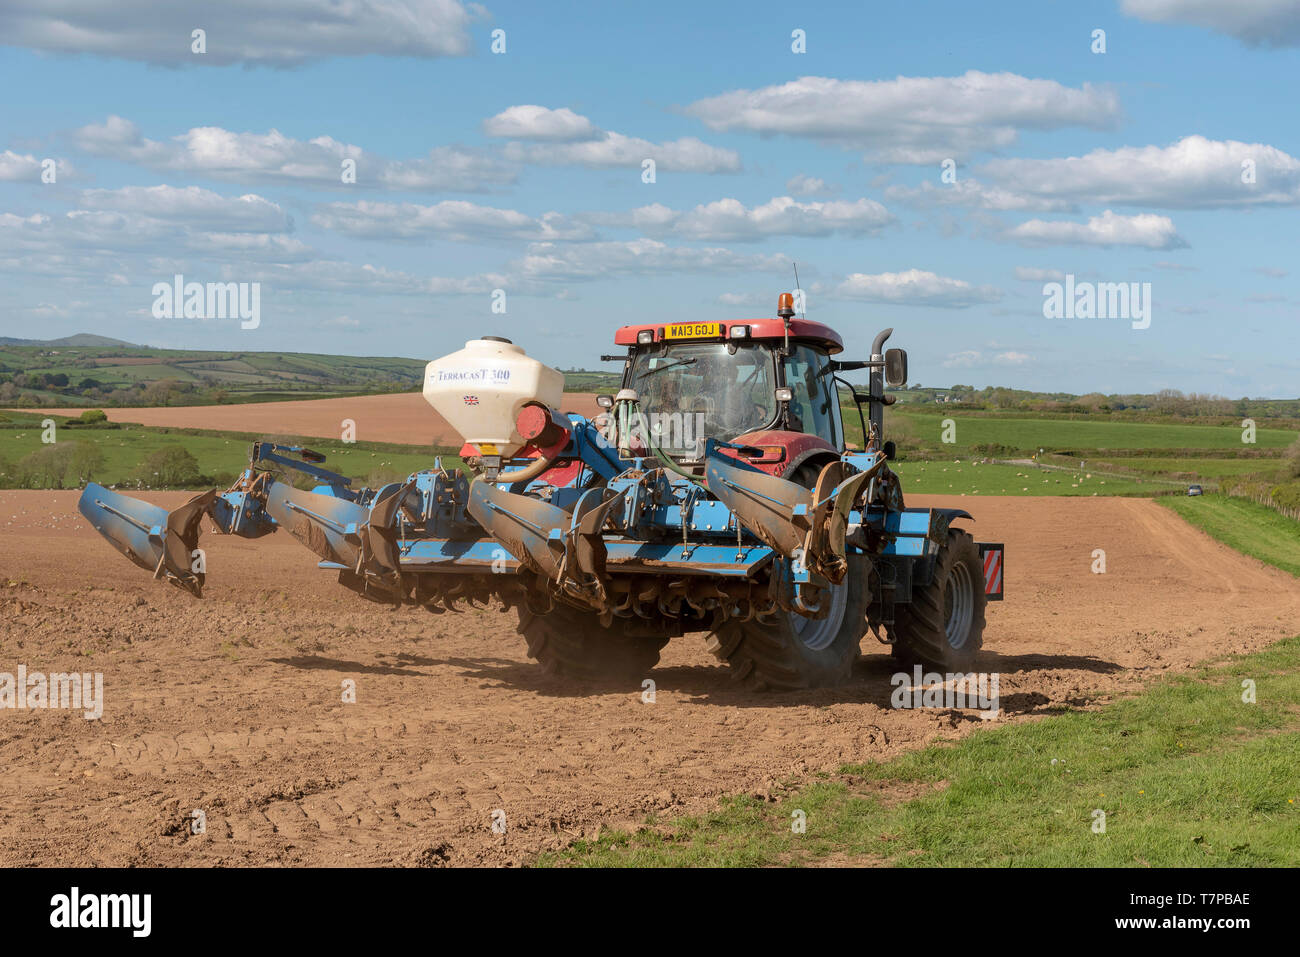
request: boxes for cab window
[783,344,838,446]
[628,341,778,451]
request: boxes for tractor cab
[610,295,895,478]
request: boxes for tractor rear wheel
[708,555,870,690]
[892,528,986,672]
[515,604,668,681]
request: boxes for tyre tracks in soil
[0,491,1297,866]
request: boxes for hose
[489,451,557,485]
[628,400,710,491]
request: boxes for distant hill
[0,333,139,348]
[2,339,1295,415]
[0,340,426,408]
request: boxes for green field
[0,413,457,489]
[1092,456,1283,478]
[541,493,1300,867]
[870,408,1296,495]
[892,411,1297,452]
[544,640,1300,866]
[561,369,621,393]
[891,459,1161,496]
[1158,494,1300,577]
[3,400,1293,502]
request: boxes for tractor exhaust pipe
[869,327,893,443]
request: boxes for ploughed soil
[82,392,603,447]
[1,491,1296,866]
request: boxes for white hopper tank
[422,336,564,457]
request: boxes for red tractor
[80,293,1003,690]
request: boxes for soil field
[1,491,1297,866]
[87,392,604,447]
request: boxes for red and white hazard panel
[978,543,1004,602]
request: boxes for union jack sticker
[978,543,1004,601]
[463,395,479,405]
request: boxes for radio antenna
[792,262,805,318]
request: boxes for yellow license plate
[664,322,723,340]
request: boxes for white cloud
[378,147,517,191]
[944,349,1031,368]
[28,302,71,318]
[943,350,982,368]
[591,203,679,232]
[685,72,1121,163]
[717,291,767,306]
[215,260,507,297]
[311,200,591,242]
[592,195,895,241]
[1122,0,1300,47]
[994,351,1031,365]
[482,106,598,141]
[0,199,313,271]
[885,179,1075,212]
[502,132,740,173]
[0,0,481,65]
[189,232,313,259]
[831,269,1003,308]
[785,174,837,196]
[1014,266,1066,281]
[484,104,741,173]
[72,116,515,192]
[0,150,70,182]
[184,239,788,297]
[1005,210,1188,249]
[515,239,786,282]
[981,136,1300,209]
[78,185,291,232]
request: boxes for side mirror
[884,348,908,388]
[883,440,896,461]
[596,394,614,409]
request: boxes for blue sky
[0,0,1297,396]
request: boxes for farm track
[0,490,1297,866]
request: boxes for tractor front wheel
[891,528,987,672]
[708,555,870,690]
[515,604,668,681]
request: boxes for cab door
[782,344,841,448]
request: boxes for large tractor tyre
[892,528,987,672]
[515,604,668,681]
[708,555,871,691]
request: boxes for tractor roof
[614,317,844,354]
